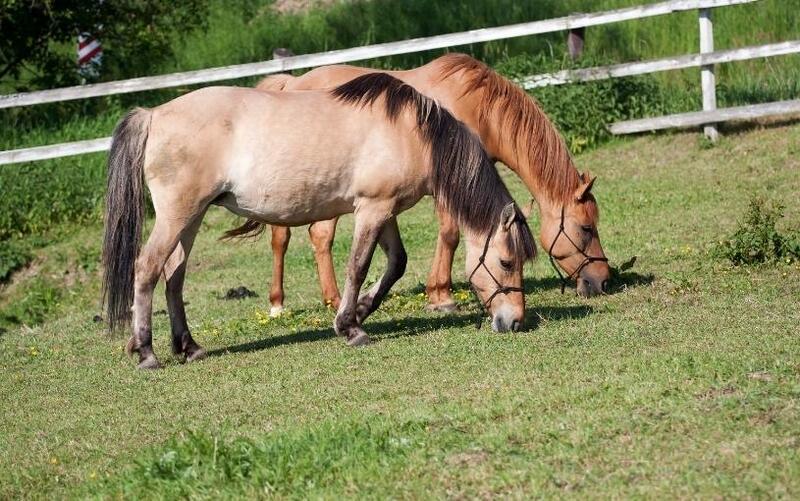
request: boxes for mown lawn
[1,123,799,498]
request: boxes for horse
[101,73,536,370]
[232,53,610,316]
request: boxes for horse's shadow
[520,270,655,293]
[207,311,475,357]
[448,268,654,296]
[208,302,595,358]
[209,267,654,358]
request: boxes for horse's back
[144,85,427,226]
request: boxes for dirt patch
[696,385,736,400]
[445,449,489,467]
[747,371,772,382]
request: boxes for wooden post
[699,9,719,142]
[568,26,585,60]
[272,48,294,60]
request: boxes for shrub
[717,197,800,266]
[0,156,105,241]
[0,277,62,328]
[0,239,31,282]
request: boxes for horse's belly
[215,181,354,226]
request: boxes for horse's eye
[500,259,513,271]
[581,225,593,233]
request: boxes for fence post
[567,26,585,60]
[699,8,719,142]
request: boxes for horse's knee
[440,225,460,249]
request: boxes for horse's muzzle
[576,276,608,297]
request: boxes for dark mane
[332,73,535,263]
[437,53,581,204]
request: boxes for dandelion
[29,346,39,357]
[50,457,58,465]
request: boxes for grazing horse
[234,53,610,316]
[102,74,536,369]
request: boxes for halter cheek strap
[547,206,608,293]
[468,231,524,328]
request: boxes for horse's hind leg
[309,218,341,309]
[164,212,207,362]
[355,217,407,324]
[268,225,290,317]
[334,208,391,347]
[128,214,191,369]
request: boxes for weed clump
[717,197,800,265]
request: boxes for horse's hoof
[186,347,207,363]
[269,305,284,318]
[427,301,458,313]
[346,331,371,347]
[137,356,162,370]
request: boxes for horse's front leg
[355,217,407,324]
[334,209,390,347]
[425,205,460,312]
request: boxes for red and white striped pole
[77,32,103,79]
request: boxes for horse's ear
[575,171,596,201]
[500,203,516,230]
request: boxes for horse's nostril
[601,280,610,293]
[511,320,522,332]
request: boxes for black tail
[102,108,151,332]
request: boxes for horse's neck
[415,63,576,211]
[477,87,577,210]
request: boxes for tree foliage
[0,0,207,91]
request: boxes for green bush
[0,156,105,241]
[717,197,800,266]
[0,239,31,282]
[0,277,62,328]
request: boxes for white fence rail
[0,0,756,110]
[3,0,797,166]
[609,99,800,134]
[519,40,800,89]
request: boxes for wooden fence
[1,0,797,166]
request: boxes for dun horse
[240,53,609,316]
[102,73,536,369]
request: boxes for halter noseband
[547,206,608,293]
[468,230,524,328]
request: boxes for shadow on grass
[446,269,654,297]
[521,271,655,294]
[717,115,800,135]
[207,312,476,357]
[208,301,597,358]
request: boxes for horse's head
[465,203,536,332]
[540,171,610,297]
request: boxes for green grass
[2,0,796,266]
[1,123,799,498]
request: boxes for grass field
[1,121,799,498]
